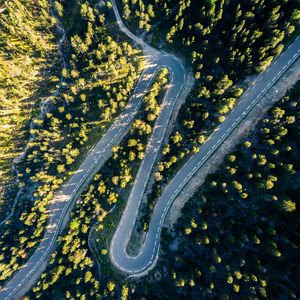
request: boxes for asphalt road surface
[0,1,187,299]
[109,0,300,275]
[0,0,300,298]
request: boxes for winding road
[109,2,300,275]
[0,0,300,298]
[0,0,187,299]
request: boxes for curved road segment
[0,0,300,298]
[0,1,187,299]
[109,2,300,275]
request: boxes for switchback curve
[108,0,300,275]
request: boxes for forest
[0,0,60,218]
[0,0,299,299]
[130,81,300,300]
[0,0,142,286]
[26,78,300,300]
[25,68,169,299]
[121,0,300,244]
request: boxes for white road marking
[3,3,300,297]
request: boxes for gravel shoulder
[166,57,300,227]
